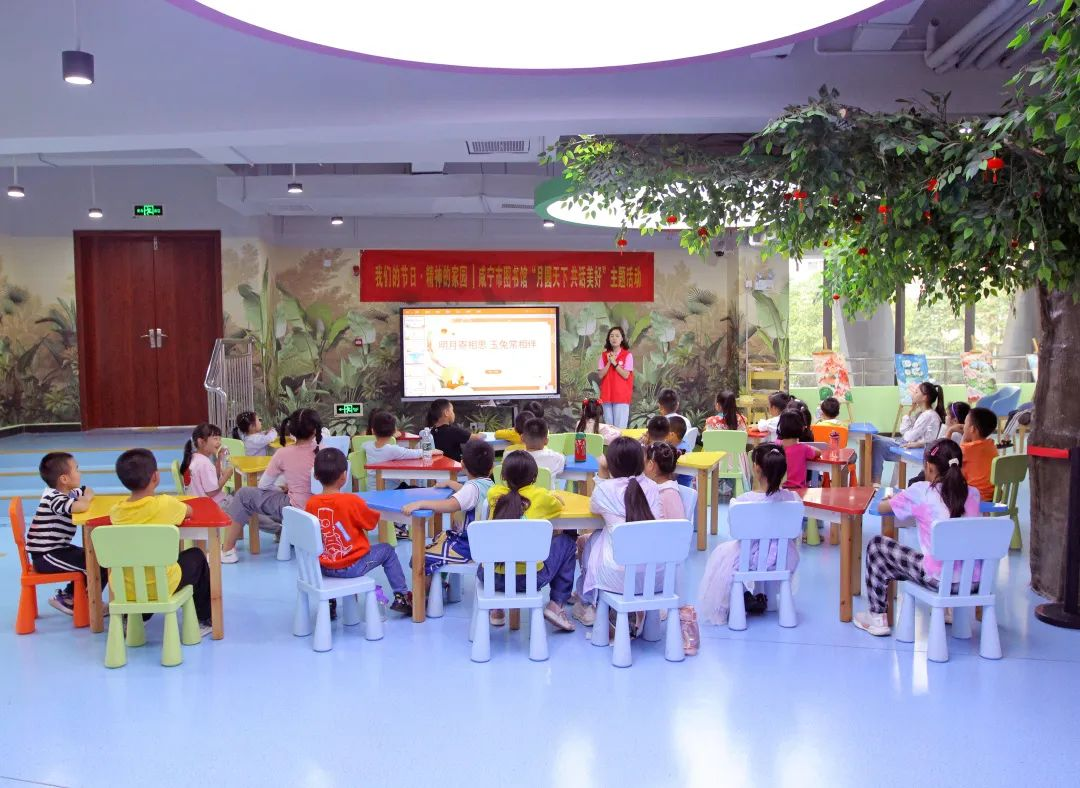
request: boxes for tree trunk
[1029,283,1080,604]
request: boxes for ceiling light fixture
[287,163,303,194]
[88,166,102,219]
[542,219,555,229]
[7,162,24,198]
[330,216,344,225]
[62,1,94,85]
[176,1,903,71]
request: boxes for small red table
[80,497,231,639]
[807,447,857,480]
[366,456,463,490]
[799,486,878,622]
[397,431,421,447]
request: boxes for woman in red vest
[597,327,634,428]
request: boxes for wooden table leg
[378,519,390,545]
[242,472,261,555]
[509,609,521,630]
[376,471,385,492]
[708,469,719,536]
[208,527,224,640]
[839,514,853,622]
[411,515,426,623]
[881,515,897,626]
[695,469,708,551]
[898,461,907,488]
[586,475,595,496]
[83,524,105,633]
[860,434,873,489]
[852,515,863,596]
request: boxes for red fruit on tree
[857,247,869,256]
[666,215,678,224]
[697,227,709,237]
[616,238,627,247]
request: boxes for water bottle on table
[419,427,434,461]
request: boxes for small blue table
[560,455,600,494]
[848,422,879,485]
[893,445,925,487]
[356,487,454,623]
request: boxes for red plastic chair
[9,498,89,634]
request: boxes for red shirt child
[305,493,380,570]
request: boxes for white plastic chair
[895,516,1012,662]
[592,519,692,667]
[684,427,700,450]
[427,497,489,619]
[468,518,553,663]
[727,500,804,631]
[282,506,383,652]
[676,485,698,530]
[310,460,352,495]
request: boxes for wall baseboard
[0,423,82,440]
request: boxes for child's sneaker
[572,599,596,626]
[198,621,213,639]
[853,611,891,636]
[394,524,410,541]
[48,590,75,616]
[390,592,413,616]
[220,548,239,564]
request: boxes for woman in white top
[870,382,945,484]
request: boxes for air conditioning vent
[499,201,534,210]
[271,203,315,214]
[466,139,531,155]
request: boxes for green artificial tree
[546,1,1080,603]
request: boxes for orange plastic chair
[811,424,857,486]
[9,498,90,634]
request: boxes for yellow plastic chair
[91,524,201,668]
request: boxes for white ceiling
[0,0,1045,229]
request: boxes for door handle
[140,331,158,349]
[154,328,168,347]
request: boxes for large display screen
[400,306,560,401]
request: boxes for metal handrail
[204,338,255,429]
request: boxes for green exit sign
[334,402,364,416]
[133,204,164,217]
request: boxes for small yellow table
[619,428,647,440]
[677,451,726,550]
[230,455,272,555]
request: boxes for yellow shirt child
[486,483,563,574]
[108,494,189,600]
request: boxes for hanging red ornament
[1010,238,1020,250]
[616,238,627,248]
[853,213,863,225]
[923,210,933,223]
[927,178,940,203]
[832,293,841,301]
[857,247,869,256]
[666,215,678,224]
[793,189,808,211]
[783,192,793,202]
[697,227,709,238]
[877,204,890,223]
[831,195,840,206]
[985,156,1005,183]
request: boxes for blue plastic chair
[727,500,804,630]
[592,519,692,667]
[468,518,553,663]
[976,387,1021,420]
[282,507,383,652]
[894,516,1013,662]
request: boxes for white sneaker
[572,600,596,626]
[853,611,891,637]
[199,621,214,639]
[220,548,239,564]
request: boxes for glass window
[903,279,965,382]
[788,257,826,388]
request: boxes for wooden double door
[75,231,222,429]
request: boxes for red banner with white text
[360,250,654,302]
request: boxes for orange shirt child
[305,492,381,570]
[960,438,997,502]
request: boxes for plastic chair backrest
[170,459,186,494]
[675,485,698,529]
[283,506,325,591]
[684,427,700,450]
[91,524,180,604]
[582,433,604,458]
[490,466,552,490]
[220,437,246,458]
[991,453,1027,488]
[811,424,849,447]
[320,435,351,455]
[310,460,351,495]
[469,519,553,600]
[929,516,1013,599]
[729,500,804,572]
[352,434,378,452]
[348,448,367,490]
[9,498,33,574]
[702,430,748,472]
[608,519,692,601]
[546,433,573,455]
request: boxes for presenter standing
[597,327,634,428]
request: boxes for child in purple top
[853,438,982,637]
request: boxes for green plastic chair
[546,432,574,455]
[351,434,378,452]
[169,459,186,495]
[90,524,201,668]
[492,465,552,490]
[702,430,750,499]
[988,453,1028,550]
[219,437,245,493]
[348,438,395,492]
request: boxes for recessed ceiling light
[542,219,555,229]
[88,207,103,219]
[330,216,344,225]
[178,1,901,70]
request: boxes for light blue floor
[1,434,1079,788]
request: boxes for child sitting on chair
[25,452,107,616]
[697,444,801,625]
[511,417,566,478]
[364,410,440,491]
[960,407,999,502]
[232,411,278,456]
[816,397,847,428]
[109,449,212,638]
[306,447,413,617]
[756,390,791,442]
[482,451,576,632]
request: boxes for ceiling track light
[88,165,102,219]
[62,1,94,85]
[7,162,24,198]
[330,216,344,225]
[287,163,303,194]
[542,219,555,229]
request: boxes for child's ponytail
[180,423,221,475]
[920,382,946,423]
[925,438,968,517]
[576,398,603,434]
[492,451,537,519]
[753,443,787,496]
[623,477,655,522]
[180,439,195,476]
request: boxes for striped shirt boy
[26,487,84,553]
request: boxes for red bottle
[574,432,586,463]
